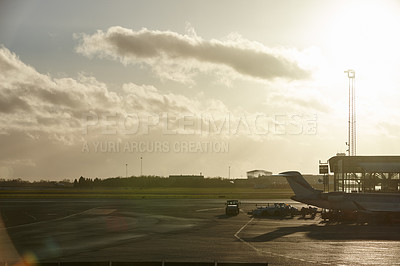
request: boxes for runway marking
[234,217,261,254]
[234,217,254,238]
[234,217,327,265]
[83,208,116,215]
[25,213,37,222]
[4,207,104,230]
[195,207,224,212]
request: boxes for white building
[246,169,272,179]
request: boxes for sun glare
[327,1,400,67]
[322,1,400,109]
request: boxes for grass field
[0,187,294,199]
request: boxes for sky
[1,0,400,180]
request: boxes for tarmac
[0,199,399,265]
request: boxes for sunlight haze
[1,0,400,180]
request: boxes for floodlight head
[344,69,355,78]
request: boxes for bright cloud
[0,46,209,135]
[0,46,120,135]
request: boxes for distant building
[169,175,204,180]
[246,170,272,179]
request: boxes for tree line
[0,176,297,189]
[73,176,258,188]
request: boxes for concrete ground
[0,199,399,265]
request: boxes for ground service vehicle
[225,200,240,215]
[251,203,298,217]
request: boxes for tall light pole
[344,69,356,156]
[228,166,231,179]
[125,163,128,178]
[140,156,143,176]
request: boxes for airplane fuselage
[279,171,400,214]
[292,191,400,212]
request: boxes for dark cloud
[76,26,310,81]
[123,83,196,114]
[36,88,82,109]
[0,91,31,113]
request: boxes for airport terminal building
[328,155,400,193]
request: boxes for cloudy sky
[1,0,400,180]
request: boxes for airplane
[278,171,400,219]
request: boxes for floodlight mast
[344,69,356,156]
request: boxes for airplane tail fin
[278,171,321,200]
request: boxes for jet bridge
[328,155,400,193]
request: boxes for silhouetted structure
[345,69,356,156]
[169,175,204,180]
[329,155,400,193]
